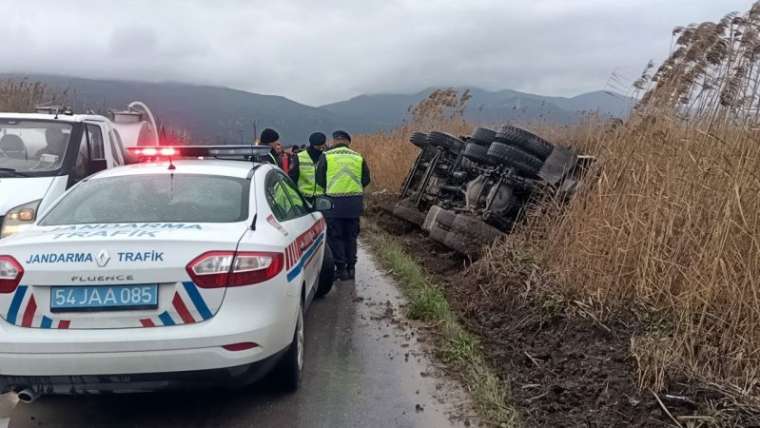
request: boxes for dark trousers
[326,218,360,269]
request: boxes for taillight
[0,255,23,294]
[186,251,284,289]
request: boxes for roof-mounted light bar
[127,145,272,163]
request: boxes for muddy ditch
[365,194,757,427]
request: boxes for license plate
[50,285,158,312]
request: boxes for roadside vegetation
[363,222,520,427]
[0,79,66,112]
[361,3,760,425]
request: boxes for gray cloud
[0,0,755,105]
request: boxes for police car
[0,146,335,400]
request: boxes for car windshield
[40,174,250,225]
[0,119,72,174]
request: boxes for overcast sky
[1,0,755,106]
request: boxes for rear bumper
[0,347,286,394]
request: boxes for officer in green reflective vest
[315,130,371,281]
[289,132,327,205]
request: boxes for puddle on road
[352,244,478,427]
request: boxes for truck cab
[0,109,157,238]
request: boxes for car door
[265,170,324,301]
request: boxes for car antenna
[168,153,176,171]
[251,119,258,164]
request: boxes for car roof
[0,112,109,123]
[90,159,272,180]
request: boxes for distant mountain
[322,87,634,129]
[2,74,633,144]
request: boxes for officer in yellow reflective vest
[289,132,327,205]
[315,130,371,281]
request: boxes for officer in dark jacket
[259,128,282,167]
[315,130,370,281]
[289,132,327,205]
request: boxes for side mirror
[314,196,333,212]
[88,159,108,174]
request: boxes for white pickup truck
[0,105,158,238]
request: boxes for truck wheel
[427,132,464,153]
[410,132,428,149]
[487,143,543,177]
[495,126,554,160]
[393,202,426,226]
[462,143,493,165]
[315,245,335,299]
[443,230,482,258]
[274,301,304,392]
[450,214,505,244]
[470,127,496,146]
[423,205,456,231]
[428,222,449,244]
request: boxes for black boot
[347,266,355,280]
[336,264,350,281]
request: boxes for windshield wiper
[0,168,31,177]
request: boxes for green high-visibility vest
[324,147,364,197]
[297,151,324,197]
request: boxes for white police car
[0,146,335,400]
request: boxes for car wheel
[393,201,427,226]
[495,126,554,160]
[275,301,304,392]
[487,142,543,177]
[428,222,449,244]
[443,230,482,258]
[315,244,335,299]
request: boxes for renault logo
[96,250,111,268]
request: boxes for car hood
[0,176,55,215]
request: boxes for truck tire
[427,132,464,153]
[450,214,505,245]
[315,245,335,299]
[424,205,457,231]
[393,201,426,226]
[443,230,482,258]
[462,143,493,165]
[495,126,554,160]
[428,222,449,245]
[487,142,543,177]
[410,132,428,149]
[471,127,496,146]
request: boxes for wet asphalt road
[0,245,473,428]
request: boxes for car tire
[393,201,426,226]
[410,132,428,149]
[470,127,496,146]
[427,132,464,153]
[487,142,543,177]
[494,126,554,160]
[462,143,493,165]
[274,301,304,392]
[315,244,335,299]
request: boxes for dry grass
[0,79,66,112]
[359,2,760,413]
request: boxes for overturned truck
[392,125,591,258]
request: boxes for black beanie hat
[332,130,351,142]
[260,128,280,145]
[309,132,326,146]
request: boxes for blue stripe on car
[41,316,52,329]
[158,311,175,326]
[7,286,27,325]
[287,233,325,282]
[182,282,213,320]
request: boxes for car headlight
[1,199,42,238]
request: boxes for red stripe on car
[140,318,155,328]
[21,296,37,327]
[58,320,71,329]
[172,294,195,324]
